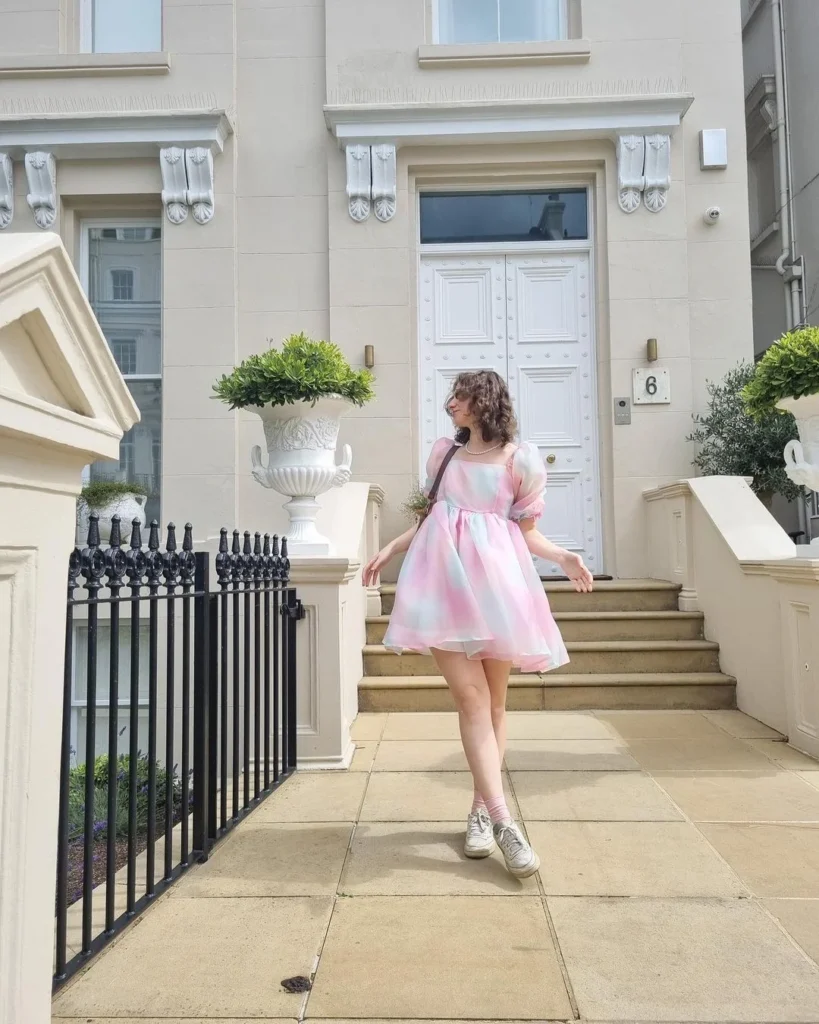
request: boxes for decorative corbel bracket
[24,151,57,230]
[346,142,397,222]
[185,147,214,225]
[346,144,371,221]
[617,133,671,214]
[0,153,12,230]
[617,135,645,214]
[371,143,396,222]
[160,146,188,224]
[644,133,671,213]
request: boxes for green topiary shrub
[743,325,819,420]
[212,332,375,410]
[688,362,805,501]
[79,480,147,510]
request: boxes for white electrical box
[700,129,728,170]
[633,367,671,405]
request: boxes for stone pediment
[0,232,138,463]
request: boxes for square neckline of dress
[449,442,520,468]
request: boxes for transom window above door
[81,0,162,53]
[436,0,566,44]
[420,190,588,244]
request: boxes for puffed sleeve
[423,437,454,498]
[510,443,547,521]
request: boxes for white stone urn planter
[250,395,354,555]
[779,392,819,553]
[76,491,147,546]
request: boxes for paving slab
[349,741,378,772]
[351,713,388,741]
[530,820,746,896]
[372,739,470,772]
[252,771,367,822]
[744,738,819,770]
[625,735,775,771]
[505,738,638,771]
[52,897,333,1019]
[549,895,819,1022]
[764,898,819,964]
[173,822,352,897]
[698,822,819,897]
[512,769,681,821]
[597,710,724,739]
[702,709,784,739]
[340,821,537,895]
[360,770,517,822]
[306,896,572,1020]
[654,770,819,822]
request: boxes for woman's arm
[517,519,594,593]
[362,524,418,587]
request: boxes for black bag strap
[427,443,459,506]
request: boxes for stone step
[365,610,705,645]
[379,579,682,615]
[362,640,722,677]
[358,673,737,712]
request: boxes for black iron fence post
[192,551,211,860]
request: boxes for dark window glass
[420,189,588,244]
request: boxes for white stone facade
[0,0,752,581]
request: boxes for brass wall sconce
[364,344,375,369]
[646,338,658,363]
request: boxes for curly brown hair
[447,370,518,445]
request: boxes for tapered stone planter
[778,393,819,553]
[250,395,353,555]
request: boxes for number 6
[646,375,658,396]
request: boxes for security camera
[704,206,721,225]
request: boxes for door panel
[419,251,602,575]
[506,253,601,576]
[419,257,507,452]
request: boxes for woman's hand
[557,550,594,593]
[363,545,394,588]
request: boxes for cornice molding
[325,91,693,147]
[0,104,233,159]
[0,52,171,78]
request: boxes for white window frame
[431,0,568,44]
[79,0,163,54]
[110,267,136,302]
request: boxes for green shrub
[688,362,805,501]
[80,480,147,510]
[212,332,375,410]
[743,326,819,420]
[67,753,181,842]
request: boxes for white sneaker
[464,809,495,859]
[493,821,540,878]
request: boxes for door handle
[546,454,557,465]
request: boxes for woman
[363,370,593,879]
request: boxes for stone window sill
[417,40,591,68]
[0,52,170,78]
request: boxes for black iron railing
[54,516,302,989]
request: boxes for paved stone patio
[53,709,819,1023]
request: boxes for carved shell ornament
[262,415,341,452]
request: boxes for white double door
[419,251,602,576]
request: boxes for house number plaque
[633,367,670,405]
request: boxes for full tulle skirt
[383,502,569,673]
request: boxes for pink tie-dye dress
[384,438,570,673]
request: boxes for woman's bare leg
[431,649,505,806]
[484,658,513,765]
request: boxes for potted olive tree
[77,480,148,545]
[688,363,807,509]
[743,328,819,522]
[213,333,374,554]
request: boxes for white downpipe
[771,0,792,328]
[771,0,809,540]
